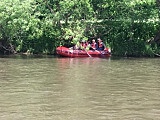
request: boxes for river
[0,55,160,120]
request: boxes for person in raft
[96,38,106,51]
[73,40,88,50]
[90,39,97,50]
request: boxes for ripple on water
[0,57,160,120]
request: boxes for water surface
[0,56,160,120]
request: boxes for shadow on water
[0,54,57,59]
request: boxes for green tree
[0,0,37,54]
[91,0,159,56]
[0,0,160,56]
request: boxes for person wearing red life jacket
[90,39,97,50]
[96,38,106,51]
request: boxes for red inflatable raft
[56,46,111,57]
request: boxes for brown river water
[0,55,160,120]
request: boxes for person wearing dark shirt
[96,38,106,51]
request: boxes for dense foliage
[0,0,160,56]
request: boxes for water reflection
[0,57,160,120]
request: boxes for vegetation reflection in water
[0,56,160,120]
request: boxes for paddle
[95,49,104,56]
[85,49,92,57]
[95,49,101,53]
